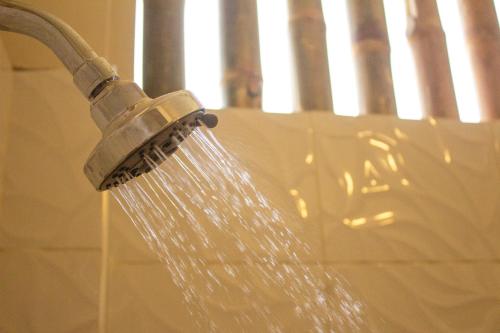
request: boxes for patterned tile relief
[106,112,500,332]
[108,109,322,263]
[106,263,328,333]
[394,118,499,259]
[0,0,111,70]
[106,263,202,332]
[0,249,100,333]
[432,120,500,258]
[491,122,500,257]
[0,69,102,248]
[106,0,136,80]
[327,263,500,333]
[206,110,321,261]
[494,122,500,174]
[108,199,158,262]
[323,266,384,333]
[0,37,12,233]
[312,113,500,261]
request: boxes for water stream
[111,128,369,332]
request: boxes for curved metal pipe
[0,0,116,98]
[0,1,218,191]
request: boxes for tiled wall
[0,0,136,75]
[1,65,499,332]
[0,1,135,332]
[0,66,102,331]
[1,59,499,331]
[0,38,11,206]
[105,110,500,332]
[1,1,500,331]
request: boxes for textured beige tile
[106,263,201,333]
[104,112,500,332]
[108,198,158,262]
[107,262,329,332]
[108,110,323,263]
[327,263,500,333]
[312,113,500,261]
[493,121,500,179]
[1,0,111,70]
[107,0,136,80]
[0,249,100,333]
[206,264,330,332]
[0,0,135,79]
[107,261,500,332]
[0,37,12,227]
[0,69,101,248]
[210,110,321,260]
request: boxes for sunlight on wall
[134,0,498,121]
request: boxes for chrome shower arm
[0,1,218,191]
[0,0,116,98]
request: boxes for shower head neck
[90,80,149,132]
[0,0,218,191]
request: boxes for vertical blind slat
[458,0,500,120]
[347,0,397,115]
[220,0,263,108]
[288,0,333,112]
[406,0,459,118]
[143,0,185,98]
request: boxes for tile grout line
[0,247,100,251]
[98,191,110,333]
[111,258,500,266]
[306,113,327,263]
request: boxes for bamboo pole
[220,0,262,108]
[346,0,397,115]
[143,0,185,98]
[458,0,500,120]
[406,0,459,118]
[288,0,333,111]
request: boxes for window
[135,0,499,121]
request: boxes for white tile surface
[0,249,100,333]
[107,262,500,332]
[312,113,500,261]
[107,262,329,332]
[328,263,500,332]
[106,111,500,331]
[108,110,323,263]
[0,70,101,248]
[2,62,497,332]
[0,37,12,224]
[0,0,111,70]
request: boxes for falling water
[111,127,369,332]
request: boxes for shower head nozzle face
[84,89,217,191]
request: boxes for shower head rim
[84,90,208,191]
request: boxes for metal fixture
[0,0,218,191]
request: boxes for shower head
[0,0,218,191]
[84,81,218,191]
